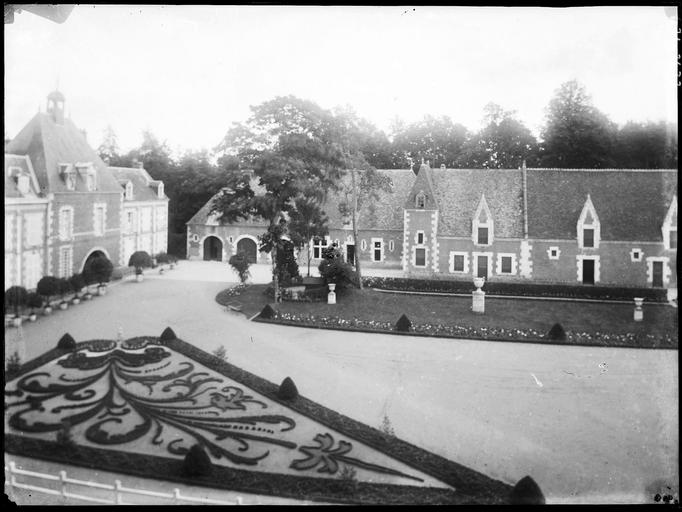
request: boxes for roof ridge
[529,168,678,172]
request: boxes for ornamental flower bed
[263,311,677,349]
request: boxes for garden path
[5,260,678,504]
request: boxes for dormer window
[125,181,134,200]
[157,183,164,198]
[662,196,677,251]
[59,163,76,190]
[16,173,30,195]
[76,163,96,191]
[472,194,493,246]
[416,191,426,209]
[577,195,600,249]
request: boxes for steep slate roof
[109,167,168,202]
[5,113,121,194]
[526,169,678,241]
[4,154,41,199]
[324,169,416,231]
[429,168,525,238]
[186,175,268,227]
[404,163,438,210]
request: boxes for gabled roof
[405,163,438,210]
[526,169,678,241]
[429,168,525,238]
[186,175,268,226]
[324,169,416,231]
[4,154,42,199]
[5,112,122,194]
[108,167,168,202]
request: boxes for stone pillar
[633,297,643,322]
[472,277,485,314]
[327,283,336,305]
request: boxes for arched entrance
[203,236,223,261]
[237,237,257,264]
[82,250,109,284]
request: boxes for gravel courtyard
[5,260,678,504]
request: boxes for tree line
[97,80,677,259]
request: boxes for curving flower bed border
[5,334,514,505]
[254,312,678,350]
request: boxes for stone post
[633,297,643,322]
[327,283,336,305]
[472,277,485,314]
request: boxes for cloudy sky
[4,5,678,155]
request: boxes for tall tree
[457,103,538,168]
[211,96,349,301]
[287,197,329,277]
[97,125,123,165]
[392,115,470,170]
[540,80,618,168]
[615,121,678,168]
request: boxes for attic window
[15,172,30,195]
[125,181,133,200]
[157,183,164,198]
[59,163,76,190]
[416,192,426,209]
[577,195,600,249]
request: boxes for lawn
[218,284,678,347]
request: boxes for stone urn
[472,277,485,314]
[28,313,38,322]
[633,297,644,322]
[72,297,80,305]
[97,285,107,296]
[43,306,53,315]
[11,316,22,327]
[327,283,336,305]
[59,301,69,311]
[136,273,144,283]
[159,267,165,275]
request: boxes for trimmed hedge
[510,476,545,505]
[395,314,412,332]
[259,304,276,319]
[278,376,299,400]
[182,444,212,477]
[160,327,177,342]
[362,276,668,302]
[57,333,77,350]
[547,323,567,341]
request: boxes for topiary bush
[182,444,212,477]
[57,333,77,350]
[277,376,299,400]
[5,285,28,317]
[85,256,114,285]
[259,304,275,319]
[155,252,170,264]
[510,475,545,505]
[395,314,412,332]
[129,251,153,274]
[26,292,44,314]
[229,252,251,284]
[547,323,567,341]
[318,243,356,291]
[160,327,177,342]
[58,278,73,303]
[69,273,86,297]
[37,276,61,304]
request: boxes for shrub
[6,351,22,375]
[128,251,153,273]
[212,345,228,361]
[56,420,76,448]
[37,276,61,302]
[338,466,358,494]
[160,327,177,342]
[155,252,170,264]
[228,252,251,284]
[26,292,44,313]
[259,304,276,319]
[58,333,77,350]
[510,475,545,505]
[380,414,395,437]
[318,245,356,291]
[547,323,567,341]
[275,240,299,286]
[58,278,73,301]
[5,286,28,317]
[395,314,411,332]
[182,444,212,477]
[85,256,114,285]
[111,267,125,281]
[277,376,299,400]
[69,273,86,296]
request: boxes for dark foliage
[362,276,668,302]
[547,323,567,341]
[84,256,114,285]
[5,285,28,316]
[510,476,545,505]
[69,273,86,295]
[128,251,153,271]
[37,276,61,300]
[58,277,73,300]
[395,314,412,332]
[229,252,251,284]
[57,333,77,350]
[259,304,276,319]
[277,376,299,400]
[155,252,170,264]
[160,327,177,342]
[26,292,44,312]
[182,444,213,477]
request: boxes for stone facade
[4,91,169,291]
[188,163,677,294]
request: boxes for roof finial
[421,156,425,164]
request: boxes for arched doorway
[237,237,257,263]
[203,236,223,261]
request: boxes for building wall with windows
[4,92,167,290]
[188,163,677,294]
